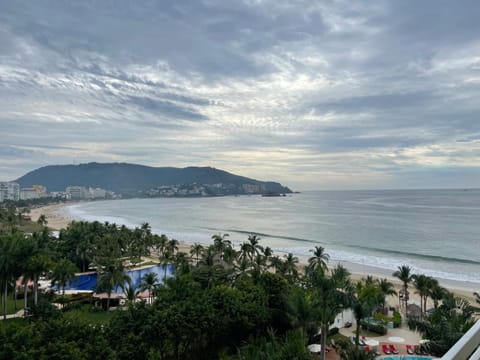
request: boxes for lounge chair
[382,344,391,354]
[406,345,414,355]
[389,344,399,354]
[421,345,429,355]
[330,339,338,351]
[360,336,367,346]
[414,345,422,355]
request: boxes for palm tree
[238,242,253,266]
[0,233,20,319]
[26,253,51,306]
[190,243,204,266]
[412,274,430,316]
[263,246,273,258]
[160,250,173,282]
[352,300,367,350]
[339,341,377,360]
[211,233,231,253]
[393,264,413,310]
[409,292,475,357]
[269,256,284,274]
[308,264,354,360]
[140,272,158,304]
[123,285,139,304]
[286,287,319,339]
[167,238,179,256]
[174,252,190,276]
[51,258,78,307]
[354,280,383,348]
[247,235,264,259]
[96,260,131,311]
[307,246,330,274]
[222,246,237,266]
[377,278,397,311]
[283,253,299,280]
[200,246,216,267]
[153,234,169,258]
[431,283,447,309]
[473,291,480,305]
[36,214,48,227]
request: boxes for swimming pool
[62,264,174,291]
[382,357,432,360]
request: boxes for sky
[1,0,480,190]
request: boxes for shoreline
[29,202,479,305]
[30,202,77,231]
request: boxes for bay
[66,189,480,286]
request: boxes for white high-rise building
[0,182,20,202]
[20,188,39,200]
[66,186,87,199]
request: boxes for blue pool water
[382,357,431,360]
[64,264,174,292]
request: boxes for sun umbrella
[307,344,322,353]
[365,339,380,347]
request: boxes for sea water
[65,189,480,287]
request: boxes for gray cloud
[0,146,37,157]
[125,95,208,121]
[1,0,480,189]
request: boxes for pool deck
[321,324,426,359]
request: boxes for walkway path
[0,309,25,320]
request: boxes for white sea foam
[65,190,480,287]
[66,204,140,229]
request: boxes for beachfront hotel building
[66,186,108,200]
[19,185,47,200]
[0,182,20,202]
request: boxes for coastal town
[0,181,112,202]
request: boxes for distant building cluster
[0,182,114,203]
[145,183,210,197]
[65,186,108,200]
[144,182,268,197]
[0,182,21,202]
[241,183,265,194]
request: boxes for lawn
[63,305,114,325]
[0,295,25,316]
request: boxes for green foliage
[108,276,271,360]
[393,311,402,327]
[28,298,62,321]
[408,292,475,356]
[57,221,155,272]
[328,327,339,336]
[360,321,387,335]
[371,311,402,328]
[0,221,471,360]
[15,163,291,195]
[231,329,312,360]
[0,317,114,360]
[337,340,377,360]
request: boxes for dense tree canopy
[0,209,476,359]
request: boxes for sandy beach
[30,202,75,231]
[29,202,479,306]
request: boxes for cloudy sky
[1,0,480,190]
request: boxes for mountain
[14,162,292,196]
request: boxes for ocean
[65,189,480,287]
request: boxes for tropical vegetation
[0,205,477,359]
